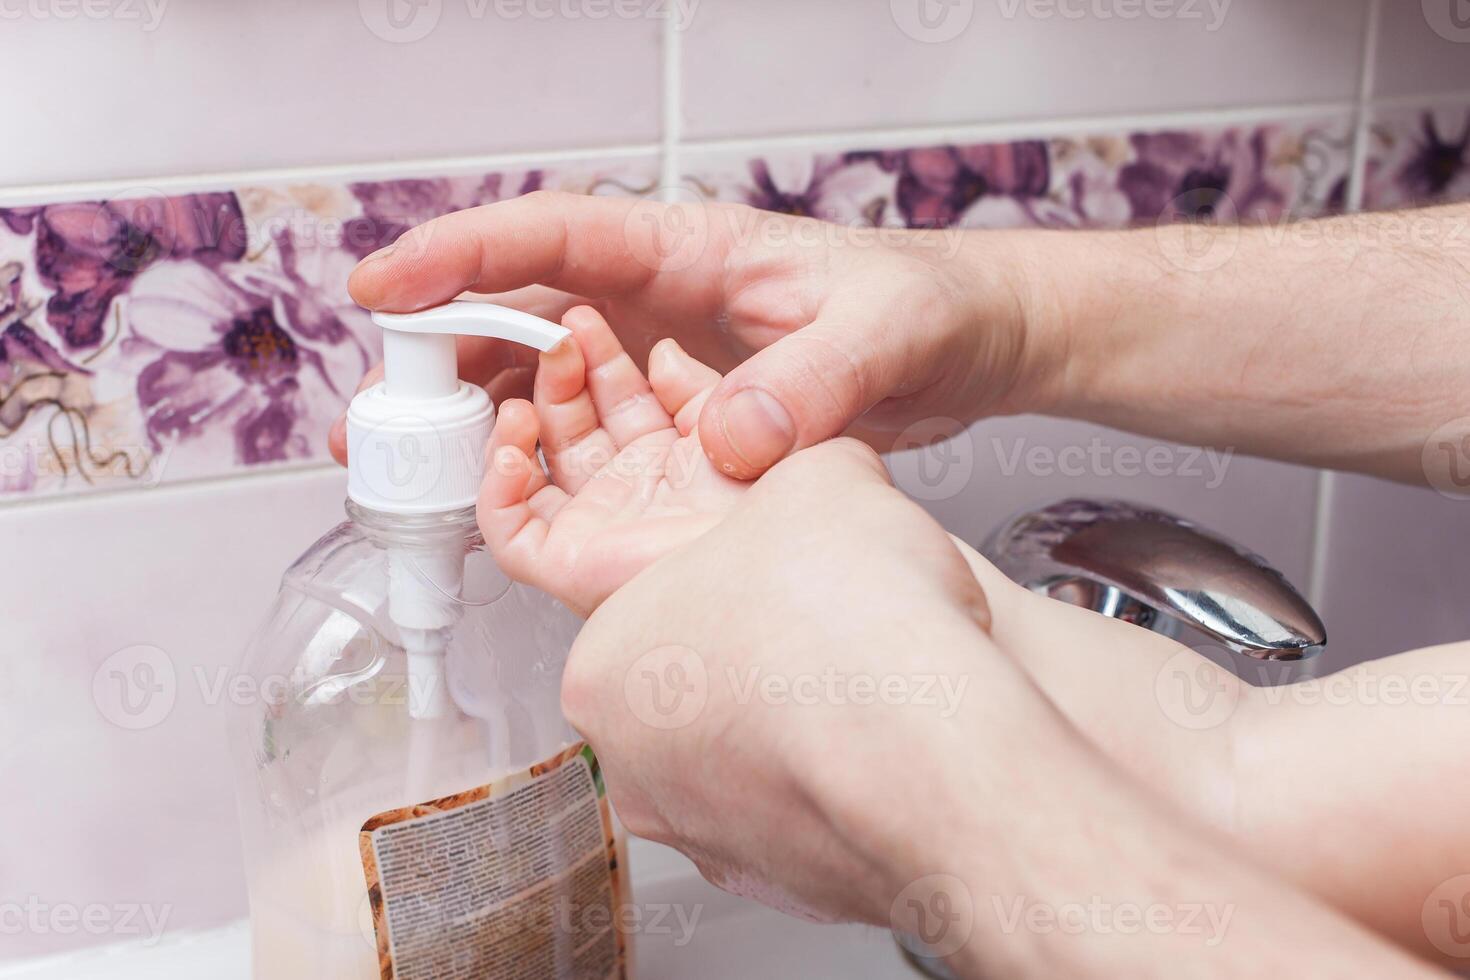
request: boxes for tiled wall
[2,0,1468,963]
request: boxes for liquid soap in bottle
[228,302,630,979]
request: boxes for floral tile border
[1362,102,1470,211]
[682,116,1354,230]
[0,158,658,500]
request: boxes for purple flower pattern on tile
[125,250,369,467]
[341,171,547,259]
[1364,105,1470,210]
[687,118,1351,232]
[0,159,656,498]
[3,194,248,350]
[888,142,1052,228]
[726,156,902,227]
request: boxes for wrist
[944,228,1100,420]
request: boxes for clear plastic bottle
[228,303,632,979]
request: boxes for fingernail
[720,388,795,471]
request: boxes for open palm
[478,306,747,616]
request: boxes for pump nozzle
[347,301,568,516]
[345,302,568,724]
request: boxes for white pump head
[346,301,569,516]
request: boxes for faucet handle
[983,499,1326,661]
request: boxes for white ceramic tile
[1316,474,1470,673]
[0,1,661,187]
[0,466,349,961]
[896,416,1320,593]
[680,0,1368,140]
[1374,0,1470,98]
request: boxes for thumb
[698,322,888,480]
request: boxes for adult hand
[561,437,997,922]
[558,439,1433,978]
[337,191,1048,478]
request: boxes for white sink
[0,841,920,980]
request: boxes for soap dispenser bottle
[228,302,631,979]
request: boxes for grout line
[676,100,1362,157]
[1307,470,1338,612]
[0,143,664,207]
[658,11,682,196]
[1367,87,1470,112]
[0,100,1372,208]
[1306,0,1380,613]
[0,459,342,515]
[1345,0,1382,213]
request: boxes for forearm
[998,203,1470,483]
[959,537,1470,962]
[842,627,1437,978]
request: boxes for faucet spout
[982,499,1326,661]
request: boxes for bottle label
[359,743,627,979]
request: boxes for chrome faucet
[981,498,1326,661]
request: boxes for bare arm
[956,537,1470,964]
[1013,203,1470,484]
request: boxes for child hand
[478,306,748,616]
